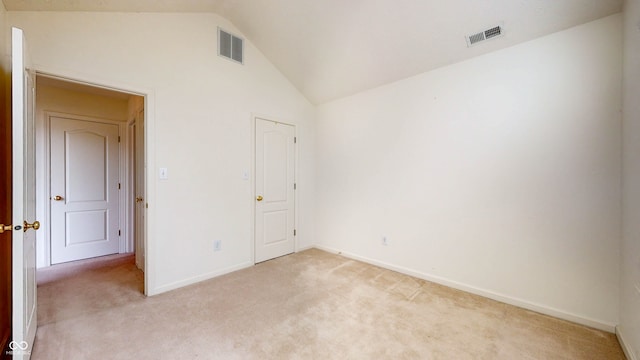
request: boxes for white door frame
[34,69,154,295]
[128,108,145,271]
[250,114,299,264]
[42,112,129,265]
[127,119,135,261]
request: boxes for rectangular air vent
[466,24,504,47]
[218,28,244,64]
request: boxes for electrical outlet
[214,240,222,252]
[382,236,388,246]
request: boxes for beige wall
[37,84,129,121]
[620,0,640,358]
[128,94,144,121]
[316,14,622,331]
[9,12,317,295]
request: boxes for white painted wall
[316,15,622,330]
[34,84,129,268]
[620,0,640,358]
[8,12,316,294]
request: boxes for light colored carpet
[33,249,625,359]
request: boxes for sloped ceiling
[2,0,623,104]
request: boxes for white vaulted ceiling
[2,0,623,104]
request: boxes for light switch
[159,167,168,180]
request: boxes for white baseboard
[297,244,315,252]
[314,245,616,333]
[617,326,638,360]
[150,245,316,296]
[148,261,253,296]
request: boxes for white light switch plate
[159,167,168,180]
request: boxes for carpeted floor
[33,249,625,359]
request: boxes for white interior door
[50,116,120,264]
[255,118,295,263]
[134,109,145,271]
[12,27,38,360]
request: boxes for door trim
[128,108,145,271]
[250,114,298,264]
[42,112,127,266]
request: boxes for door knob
[256,195,263,201]
[23,221,40,232]
[53,195,64,201]
[0,224,12,234]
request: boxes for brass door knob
[23,221,40,232]
[53,195,64,201]
[256,195,263,201]
[0,224,12,234]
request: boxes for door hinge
[294,229,297,236]
[118,136,121,143]
[118,230,121,236]
[294,183,297,190]
[294,137,297,144]
[118,183,121,190]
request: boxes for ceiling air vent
[466,24,504,47]
[218,28,244,64]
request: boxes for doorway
[254,117,297,263]
[35,75,146,275]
